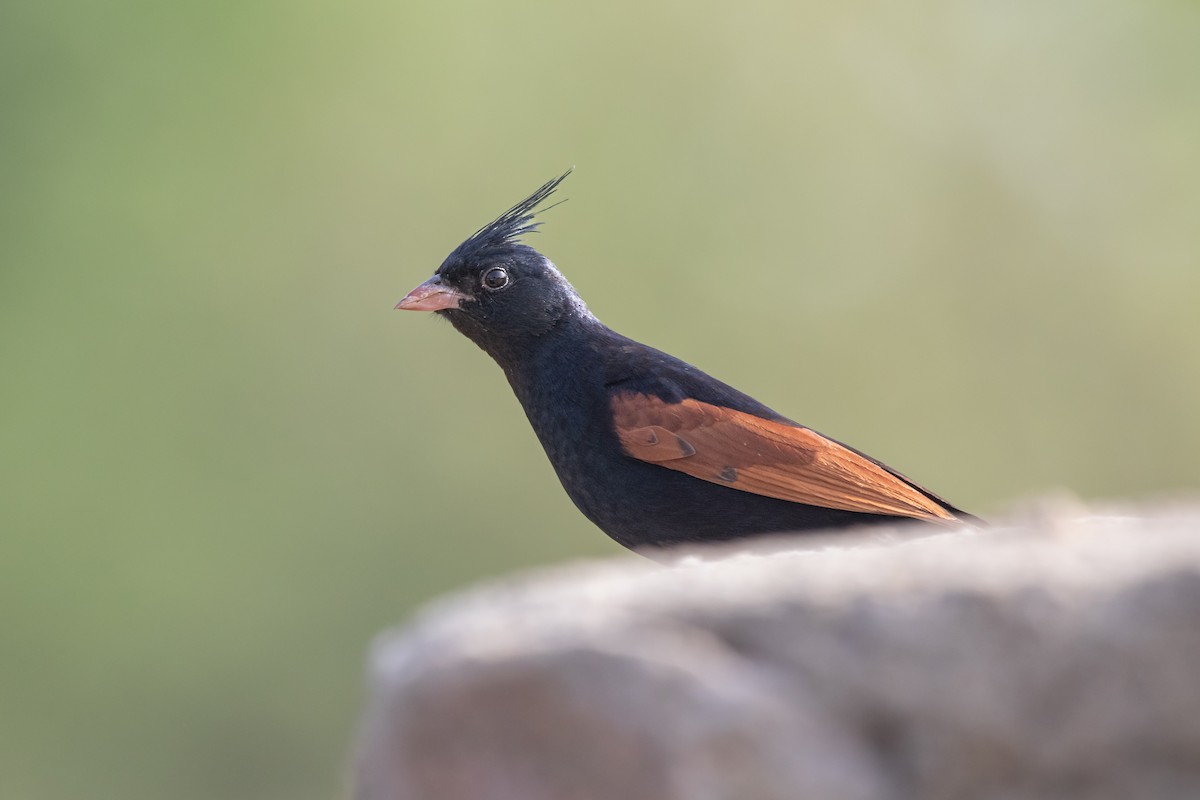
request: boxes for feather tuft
[449,169,572,260]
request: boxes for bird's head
[397,171,590,362]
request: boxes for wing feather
[611,392,956,521]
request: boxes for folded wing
[611,392,957,521]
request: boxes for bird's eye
[481,267,510,291]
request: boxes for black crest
[449,169,572,262]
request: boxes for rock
[353,502,1200,800]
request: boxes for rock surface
[353,502,1200,800]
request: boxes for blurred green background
[2,1,1198,798]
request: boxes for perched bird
[398,172,976,552]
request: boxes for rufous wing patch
[610,392,956,521]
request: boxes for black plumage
[398,172,975,552]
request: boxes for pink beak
[395,276,470,312]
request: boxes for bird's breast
[505,346,628,521]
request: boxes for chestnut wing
[611,392,956,521]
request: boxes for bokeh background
[3,1,1198,798]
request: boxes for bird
[397,171,977,553]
